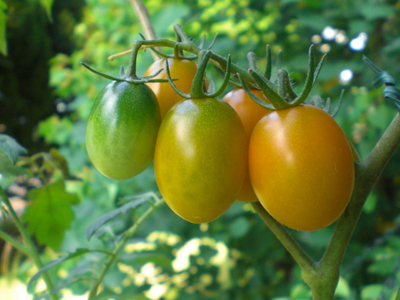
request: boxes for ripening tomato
[144,58,198,119]
[249,105,355,231]
[86,81,160,180]
[223,89,270,202]
[154,98,248,223]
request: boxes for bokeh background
[1,0,400,299]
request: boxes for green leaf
[28,248,96,292]
[85,195,149,241]
[361,284,383,299]
[119,252,173,272]
[334,277,351,298]
[23,181,79,250]
[40,0,53,22]
[0,134,27,176]
[363,192,378,214]
[0,0,7,56]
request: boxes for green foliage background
[1,0,400,299]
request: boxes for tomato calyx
[82,42,178,84]
[80,62,170,85]
[307,90,344,118]
[238,45,327,111]
[137,33,198,61]
[165,50,232,99]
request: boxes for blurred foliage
[0,0,85,151]
[0,0,400,299]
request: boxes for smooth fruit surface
[86,81,161,180]
[154,98,248,223]
[223,88,270,202]
[249,105,355,231]
[144,58,198,119]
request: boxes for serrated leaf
[40,0,53,22]
[23,181,79,250]
[85,196,148,241]
[0,134,27,176]
[0,0,7,56]
[28,248,94,292]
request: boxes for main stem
[0,187,59,300]
[311,113,400,298]
[253,113,400,299]
[129,0,159,61]
[87,200,164,300]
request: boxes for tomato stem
[0,186,60,300]
[264,44,272,80]
[87,199,165,300]
[251,202,315,270]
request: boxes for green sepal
[276,68,297,101]
[207,33,218,50]
[190,50,212,98]
[270,50,282,84]
[247,52,259,73]
[206,54,231,98]
[198,34,206,49]
[81,62,174,84]
[165,59,191,99]
[264,45,272,80]
[330,90,345,118]
[323,98,331,113]
[249,69,288,110]
[288,45,316,106]
[237,73,275,110]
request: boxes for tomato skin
[154,98,248,223]
[144,58,198,119]
[223,89,270,202]
[86,81,161,181]
[249,105,355,231]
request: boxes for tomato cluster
[84,43,355,231]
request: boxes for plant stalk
[129,0,159,61]
[87,200,164,300]
[0,229,29,255]
[306,113,400,298]
[251,202,314,272]
[0,186,59,300]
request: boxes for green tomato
[86,81,160,180]
[154,98,248,223]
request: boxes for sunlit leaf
[119,252,173,272]
[23,181,79,250]
[361,284,383,299]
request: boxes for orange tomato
[223,89,270,202]
[144,58,198,119]
[249,105,355,231]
